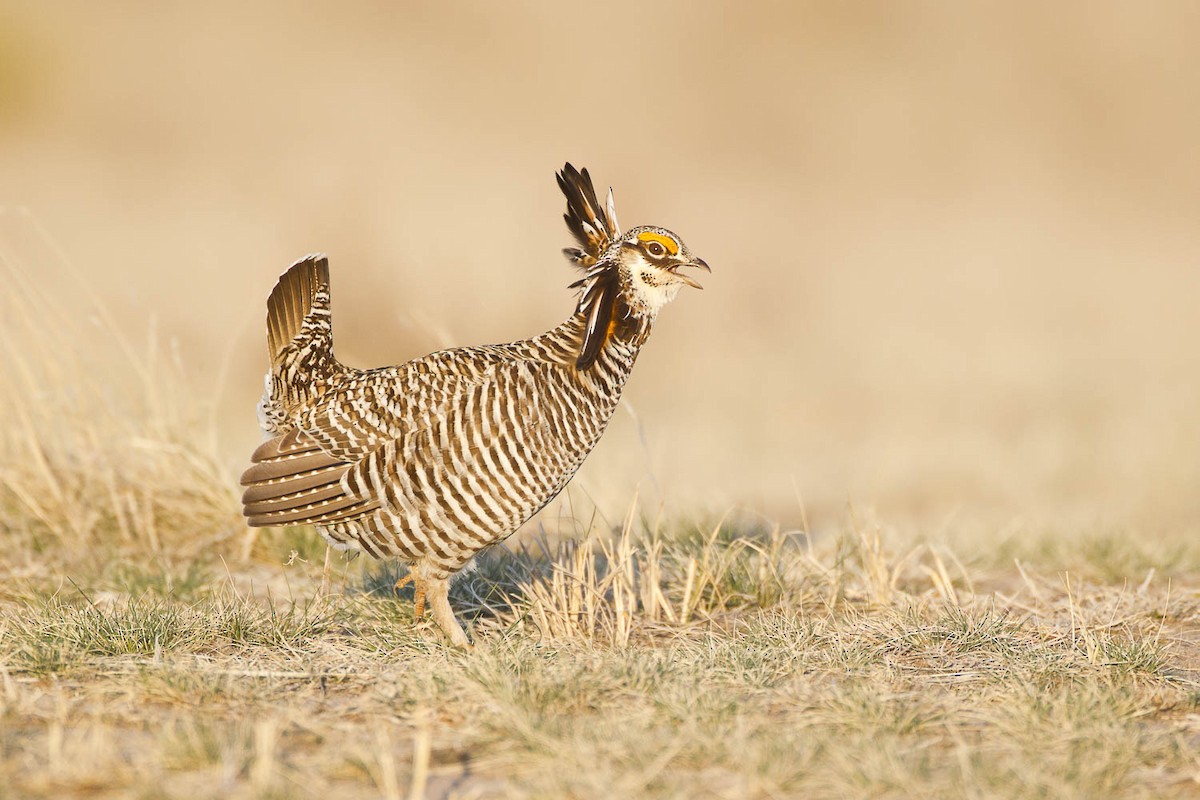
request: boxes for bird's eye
[646,241,666,257]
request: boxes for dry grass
[3,228,1200,800]
[4,520,1199,800]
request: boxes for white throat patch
[627,266,683,316]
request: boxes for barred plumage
[241,163,709,646]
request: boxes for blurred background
[2,1,1197,539]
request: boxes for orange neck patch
[636,230,679,255]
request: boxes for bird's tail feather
[266,255,332,362]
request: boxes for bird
[239,163,709,646]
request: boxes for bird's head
[608,226,710,316]
[557,163,709,369]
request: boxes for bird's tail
[260,255,341,417]
[266,255,333,362]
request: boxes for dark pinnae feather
[575,273,619,370]
[556,163,624,370]
[557,163,618,267]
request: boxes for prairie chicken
[240,164,709,646]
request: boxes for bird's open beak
[671,257,711,290]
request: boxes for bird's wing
[241,347,548,529]
[338,358,547,528]
[240,427,379,526]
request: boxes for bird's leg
[413,582,427,621]
[424,577,470,648]
[393,570,426,620]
